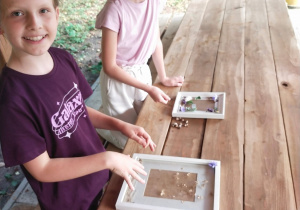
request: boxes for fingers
[132,130,156,151]
[124,175,135,190]
[158,91,170,104]
[112,155,147,191]
[126,159,147,190]
[124,169,146,191]
[161,76,184,87]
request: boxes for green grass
[53,0,105,53]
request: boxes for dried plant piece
[208,162,217,168]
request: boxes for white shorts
[97,64,152,149]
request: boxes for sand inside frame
[144,169,197,202]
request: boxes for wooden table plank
[200,0,245,209]
[163,0,226,159]
[266,0,300,207]
[162,14,184,58]
[244,0,296,209]
[98,0,299,209]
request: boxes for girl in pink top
[95,0,184,149]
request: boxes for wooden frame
[116,154,221,210]
[172,92,226,119]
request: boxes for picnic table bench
[99,0,300,209]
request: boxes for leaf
[0,190,7,195]
[4,173,12,180]
[11,180,19,187]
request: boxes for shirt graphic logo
[51,83,85,139]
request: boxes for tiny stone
[176,117,180,120]
[0,162,5,168]
[181,119,185,121]
[186,120,188,123]
[184,124,188,127]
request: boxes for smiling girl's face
[0,0,59,57]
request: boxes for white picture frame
[172,92,226,119]
[116,154,221,210]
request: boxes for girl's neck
[7,51,54,75]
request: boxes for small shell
[172,122,178,127]
[197,195,202,200]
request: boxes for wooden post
[0,35,11,71]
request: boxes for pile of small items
[172,117,189,129]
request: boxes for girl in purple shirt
[0,0,155,209]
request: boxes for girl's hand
[121,123,156,151]
[148,86,171,104]
[161,76,184,87]
[106,152,147,190]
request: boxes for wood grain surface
[98,0,299,209]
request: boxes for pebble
[0,162,4,168]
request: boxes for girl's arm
[152,24,184,87]
[101,27,170,104]
[86,106,155,151]
[23,150,144,190]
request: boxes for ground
[0,0,190,208]
[0,144,25,208]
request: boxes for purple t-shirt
[95,0,165,66]
[0,47,109,210]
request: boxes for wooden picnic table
[99,0,300,209]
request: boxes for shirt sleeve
[95,1,120,33]
[0,97,47,167]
